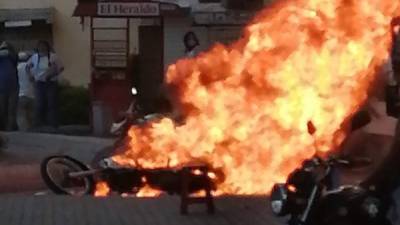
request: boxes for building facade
[1,0,267,133]
[0,0,93,85]
[0,0,268,87]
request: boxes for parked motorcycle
[269,154,386,225]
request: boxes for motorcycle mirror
[307,121,317,135]
[131,87,138,96]
[394,25,400,34]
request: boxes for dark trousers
[34,81,58,128]
[0,93,7,130]
[0,88,19,131]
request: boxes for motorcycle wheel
[41,155,95,196]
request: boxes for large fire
[110,0,399,195]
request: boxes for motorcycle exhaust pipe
[300,185,319,222]
[68,169,100,178]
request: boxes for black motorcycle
[40,155,217,196]
[270,155,390,225]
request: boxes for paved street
[0,132,281,225]
[0,195,282,225]
[0,131,397,225]
[0,132,114,193]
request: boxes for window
[92,18,129,69]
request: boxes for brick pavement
[0,131,396,225]
[0,195,282,225]
[0,132,113,194]
[0,164,45,193]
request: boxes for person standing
[0,41,19,131]
[26,41,64,132]
[17,52,35,131]
[183,31,200,58]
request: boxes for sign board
[193,11,253,25]
[98,2,160,16]
[4,20,32,27]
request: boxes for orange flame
[136,185,163,198]
[112,0,400,195]
[94,181,110,197]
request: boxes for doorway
[137,25,164,110]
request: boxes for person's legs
[6,88,19,131]
[0,94,7,130]
[46,82,58,129]
[17,96,31,131]
[26,97,35,131]
[34,82,47,127]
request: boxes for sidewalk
[0,132,114,193]
[1,132,114,164]
[0,132,282,225]
[0,195,282,225]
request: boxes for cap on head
[0,41,8,50]
[18,52,30,61]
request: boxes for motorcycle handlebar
[327,158,350,165]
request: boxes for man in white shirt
[26,41,64,130]
[17,52,34,131]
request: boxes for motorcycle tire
[41,155,95,196]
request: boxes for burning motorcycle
[41,87,221,196]
[40,155,218,196]
[90,87,167,166]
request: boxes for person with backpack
[26,41,64,132]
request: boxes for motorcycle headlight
[99,158,121,169]
[271,200,284,215]
[362,197,380,218]
[270,184,289,216]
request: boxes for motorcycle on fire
[41,87,222,196]
[40,154,217,196]
[89,87,168,166]
[40,87,180,196]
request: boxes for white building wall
[0,0,50,9]
[163,17,242,72]
[52,0,91,86]
[163,17,209,71]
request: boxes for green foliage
[58,84,90,125]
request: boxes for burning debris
[93,164,216,214]
[110,0,400,195]
[41,155,216,214]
